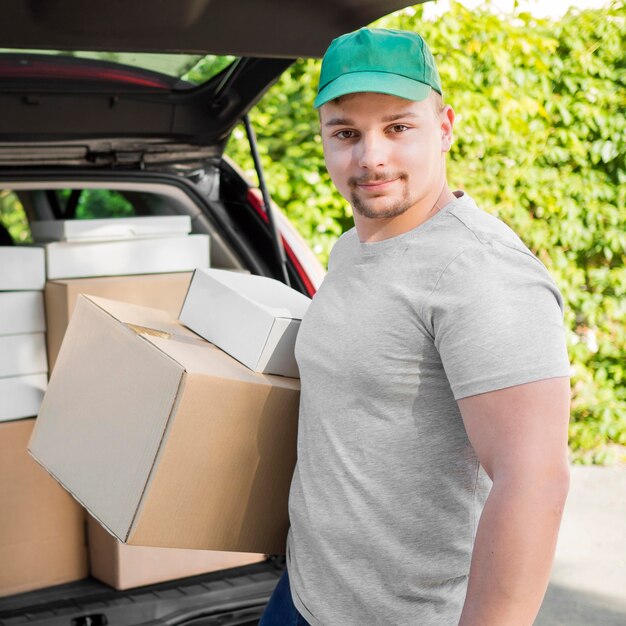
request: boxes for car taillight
[246,188,316,297]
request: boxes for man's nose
[356,133,388,169]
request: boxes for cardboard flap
[85,295,198,340]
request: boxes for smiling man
[259,28,571,626]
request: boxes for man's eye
[335,130,356,140]
[390,124,409,133]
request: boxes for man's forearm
[458,472,569,626]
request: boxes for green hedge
[0,2,623,463]
[225,1,626,463]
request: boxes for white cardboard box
[31,216,191,243]
[0,374,47,421]
[43,234,210,280]
[179,268,311,378]
[0,333,48,378]
[0,292,46,335]
[0,247,46,291]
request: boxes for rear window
[0,190,29,243]
[0,185,196,245]
[57,189,135,219]
[0,49,236,88]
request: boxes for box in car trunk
[29,295,300,554]
[86,514,265,590]
[45,272,193,371]
[0,291,45,335]
[0,375,47,422]
[180,268,310,378]
[0,333,47,378]
[0,247,45,291]
[31,215,192,243]
[42,234,209,280]
[0,419,87,597]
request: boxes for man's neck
[355,185,458,244]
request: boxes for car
[0,1,418,624]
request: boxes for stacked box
[32,216,210,280]
[37,219,263,588]
[2,218,219,594]
[0,248,86,596]
[0,247,48,422]
[180,268,311,377]
[0,419,88,597]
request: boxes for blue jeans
[259,568,311,625]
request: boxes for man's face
[319,92,453,220]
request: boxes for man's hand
[457,376,571,626]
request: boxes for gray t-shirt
[286,192,570,625]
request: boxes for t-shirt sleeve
[428,241,571,400]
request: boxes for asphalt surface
[535,465,626,625]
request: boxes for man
[260,28,571,625]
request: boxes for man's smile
[356,178,400,191]
[350,174,406,194]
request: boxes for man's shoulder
[412,194,555,300]
[441,194,528,249]
[425,194,539,268]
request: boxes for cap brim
[314,71,432,108]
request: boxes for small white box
[0,333,48,378]
[43,234,210,280]
[0,292,46,335]
[0,247,46,291]
[180,268,311,377]
[31,216,192,243]
[0,374,47,421]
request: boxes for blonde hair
[429,90,446,117]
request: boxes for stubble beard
[349,172,413,219]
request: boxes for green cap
[314,28,442,109]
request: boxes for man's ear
[440,105,455,152]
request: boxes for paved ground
[535,465,626,625]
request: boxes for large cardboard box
[87,515,265,590]
[31,216,191,243]
[0,419,87,597]
[43,234,209,280]
[180,268,311,378]
[0,246,45,290]
[0,333,47,378]
[0,374,47,422]
[0,291,45,335]
[45,272,193,370]
[29,296,300,554]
